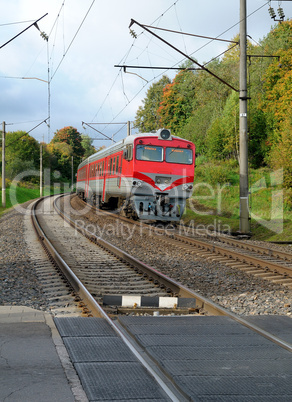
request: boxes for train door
[85,163,90,199]
[117,155,121,187]
[102,157,107,202]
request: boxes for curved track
[30,194,292,353]
[77,195,292,288]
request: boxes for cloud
[1,0,291,145]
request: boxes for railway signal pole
[239,0,250,234]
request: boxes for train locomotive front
[76,129,195,222]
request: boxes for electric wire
[50,0,96,81]
[5,118,48,148]
[0,20,35,27]
[174,1,187,54]
[90,0,181,125]
[99,0,272,135]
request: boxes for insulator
[268,7,276,19]
[278,7,285,19]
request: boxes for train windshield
[165,147,193,164]
[136,145,163,162]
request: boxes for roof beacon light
[157,128,172,141]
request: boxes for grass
[1,166,292,242]
[0,186,40,217]
[0,182,66,218]
[182,161,292,242]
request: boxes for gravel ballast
[0,205,48,310]
[1,197,292,318]
[69,196,292,317]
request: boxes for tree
[51,126,84,159]
[269,114,292,208]
[134,75,171,132]
[180,59,231,152]
[81,134,96,158]
[132,21,292,168]
[3,131,40,180]
[158,68,196,135]
[260,20,292,165]
[47,141,73,178]
[50,126,85,179]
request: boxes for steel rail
[103,205,292,277]
[31,196,187,401]
[76,195,292,270]
[207,234,292,262]
[31,196,106,318]
[176,236,292,277]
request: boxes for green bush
[195,162,234,185]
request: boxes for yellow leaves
[47,141,73,157]
[270,115,292,189]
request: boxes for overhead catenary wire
[100,2,274,134]
[90,1,181,125]
[50,0,96,81]
[0,19,35,27]
[4,118,49,148]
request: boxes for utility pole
[1,121,6,208]
[239,0,250,233]
[71,155,74,190]
[40,143,43,197]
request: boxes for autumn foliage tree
[134,20,292,173]
[134,75,170,132]
[158,69,196,136]
[49,126,85,179]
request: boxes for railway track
[27,193,292,402]
[33,194,216,316]
[31,194,292,353]
[73,194,292,289]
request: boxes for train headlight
[182,183,193,191]
[133,180,142,187]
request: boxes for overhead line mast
[239,0,250,234]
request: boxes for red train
[76,129,195,221]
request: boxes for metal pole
[0,13,48,50]
[239,0,250,233]
[1,121,6,208]
[40,144,43,197]
[127,121,131,136]
[71,155,74,190]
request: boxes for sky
[1,0,291,147]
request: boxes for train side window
[78,167,86,181]
[90,164,94,178]
[123,145,133,161]
[102,161,104,175]
[116,156,119,173]
[112,157,116,174]
[109,159,113,175]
